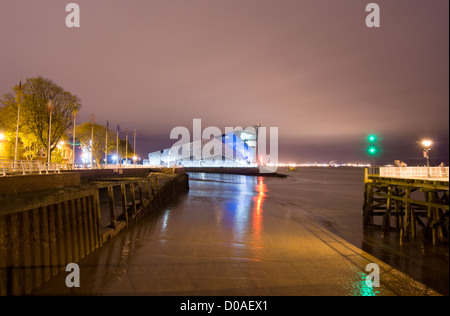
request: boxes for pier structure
[0,168,189,296]
[363,167,449,248]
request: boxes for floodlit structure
[148,126,259,167]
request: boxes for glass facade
[147,126,258,167]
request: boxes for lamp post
[47,96,54,164]
[72,109,77,168]
[125,126,128,165]
[133,129,136,165]
[422,140,432,178]
[14,81,22,164]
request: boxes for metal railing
[369,166,449,181]
[0,160,73,176]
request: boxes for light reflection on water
[215,175,266,246]
[347,272,380,296]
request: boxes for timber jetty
[363,167,449,249]
[0,168,189,296]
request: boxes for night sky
[0,0,448,165]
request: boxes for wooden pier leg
[383,186,392,237]
[20,211,33,295]
[121,184,129,226]
[394,188,401,229]
[70,200,80,264]
[55,203,66,275]
[363,183,373,230]
[76,198,86,260]
[47,204,59,277]
[144,179,151,204]
[401,189,411,245]
[39,206,51,283]
[93,191,102,248]
[7,213,21,295]
[108,186,117,230]
[0,215,7,296]
[138,180,144,209]
[62,201,73,266]
[86,195,95,254]
[30,209,42,290]
[155,176,162,205]
[80,197,90,257]
[130,183,137,218]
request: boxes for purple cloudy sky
[0,0,448,164]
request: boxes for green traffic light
[368,146,377,155]
[368,135,377,143]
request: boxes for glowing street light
[0,133,5,141]
[422,140,433,148]
[422,139,433,178]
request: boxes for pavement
[30,188,441,296]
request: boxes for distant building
[148,126,258,167]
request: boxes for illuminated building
[148,127,258,167]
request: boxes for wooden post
[121,184,129,226]
[383,186,392,237]
[144,179,151,203]
[30,208,42,290]
[130,182,137,218]
[55,203,66,275]
[108,186,117,230]
[76,198,86,260]
[39,206,51,283]
[86,195,95,254]
[62,201,73,266]
[0,215,7,296]
[138,180,144,209]
[363,183,373,230]
[401,189,411,245]
[80,197,90,257]
[20,211,33,295]
[70,200,80,264]
[93,190,102,248]
[47,204,59,277]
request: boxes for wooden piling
[363,169,449,248]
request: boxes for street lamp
[422,140,432,178]
[72,109,77,168]
[14,81,22,163]
[47,96,54,164]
